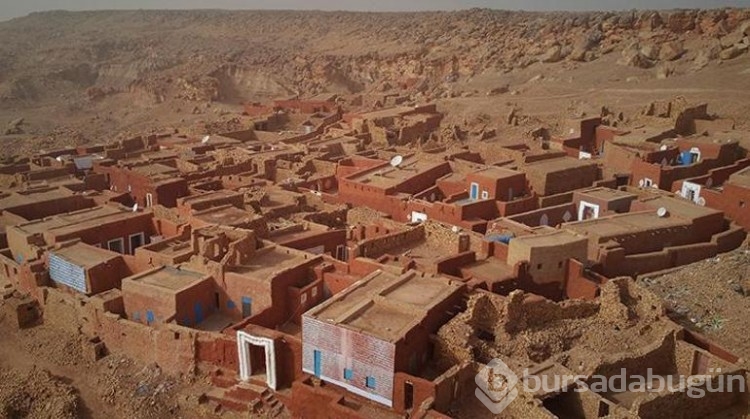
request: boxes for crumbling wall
[352,224,425,259]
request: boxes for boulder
[4,118,24,135]
[666,11,696,32]
[640,44,660,60]
[541,45,564,63]
[720,45,744,60]
[622,49,655,68]
[656,64,674,79]
[659,41,686,61]
[741,20,750,36]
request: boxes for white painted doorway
[237,331,277,390]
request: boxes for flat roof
[232,246,311,280]
[637,195,721,219]
[729,166,750,188]
[564,211,688,237]
[0,187,73,210]
[523,156,597,174]
[510,230,586,247]
[13,205,136,236]
[130,163,180,177]
[576,187,637,201]
[305,270,461,343]
[125,266,205,292]
[470,166,522,179]
[194,206,260,225]
[348,157,446,189]
[354,106,415,120]
[51,242,120,268]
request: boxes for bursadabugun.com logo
[476,358,746,414]
[475,358,520,414]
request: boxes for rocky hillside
[1,9,749,103]
[0,8,749,153]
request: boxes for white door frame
[681,181,702,204]
[578,201,600,221]
[237,331,277,390]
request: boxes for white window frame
[129,232,145,255]
[107,238,124,254]
[145,193,154,208]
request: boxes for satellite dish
[656,207,668,218]
[55,156,63,162]
[132,203,139,212]
[696,197,706,206]
[638,179,645,187]
[451,226,460,233]
[660,145,668,151]
[390,155,404,168]
[201,135,210,144]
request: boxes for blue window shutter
[344,368,353,380]
[366,376,376,389]
[146,310,155,324]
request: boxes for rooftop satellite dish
[55,156,63,162]
[660,145,668,151]
[656,207,668,218]
[451,226,460,233]
[201,135,210,144]
[390,155,404,168]
[638,179,645,188]
[132,203,138,212]
[696,197,706,206]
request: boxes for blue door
[313,350,322,377]
[470,183,479,200]
[194,302,204,324]
[146,310,154,325]
[241,296,252,318]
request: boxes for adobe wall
[435,252,476,277]
[633,371,746,419]
[592,331,677,378]
[46,212,157,256]
[352,225,425,259]
[564,259,600,301]
[289,379,366,419]
[392,373,435,414]
[43,287,203,376]
[5,195,97,221]
[432,362,476,413]
[507,203,577,227]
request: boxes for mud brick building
[346,104,443,146]
[521,155,601,199]
[302,269,464,407]
[674,162,750,231]
[48,241,129,296]
[7,204,157,263]
[122,266,215,327]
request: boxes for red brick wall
[302,315,396,405]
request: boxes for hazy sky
[1,0,749,21]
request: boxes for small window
[107,238,124,254]
[227,300,236,309]
[741,201,746,208]
[365,376,376,389]
[344,368,353,380]
[301,293,308,304]
[312,287,318,298]
[132,311,140,322]
[558,261,564,268]
[537,263,543,270]
[481,190,489,200]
